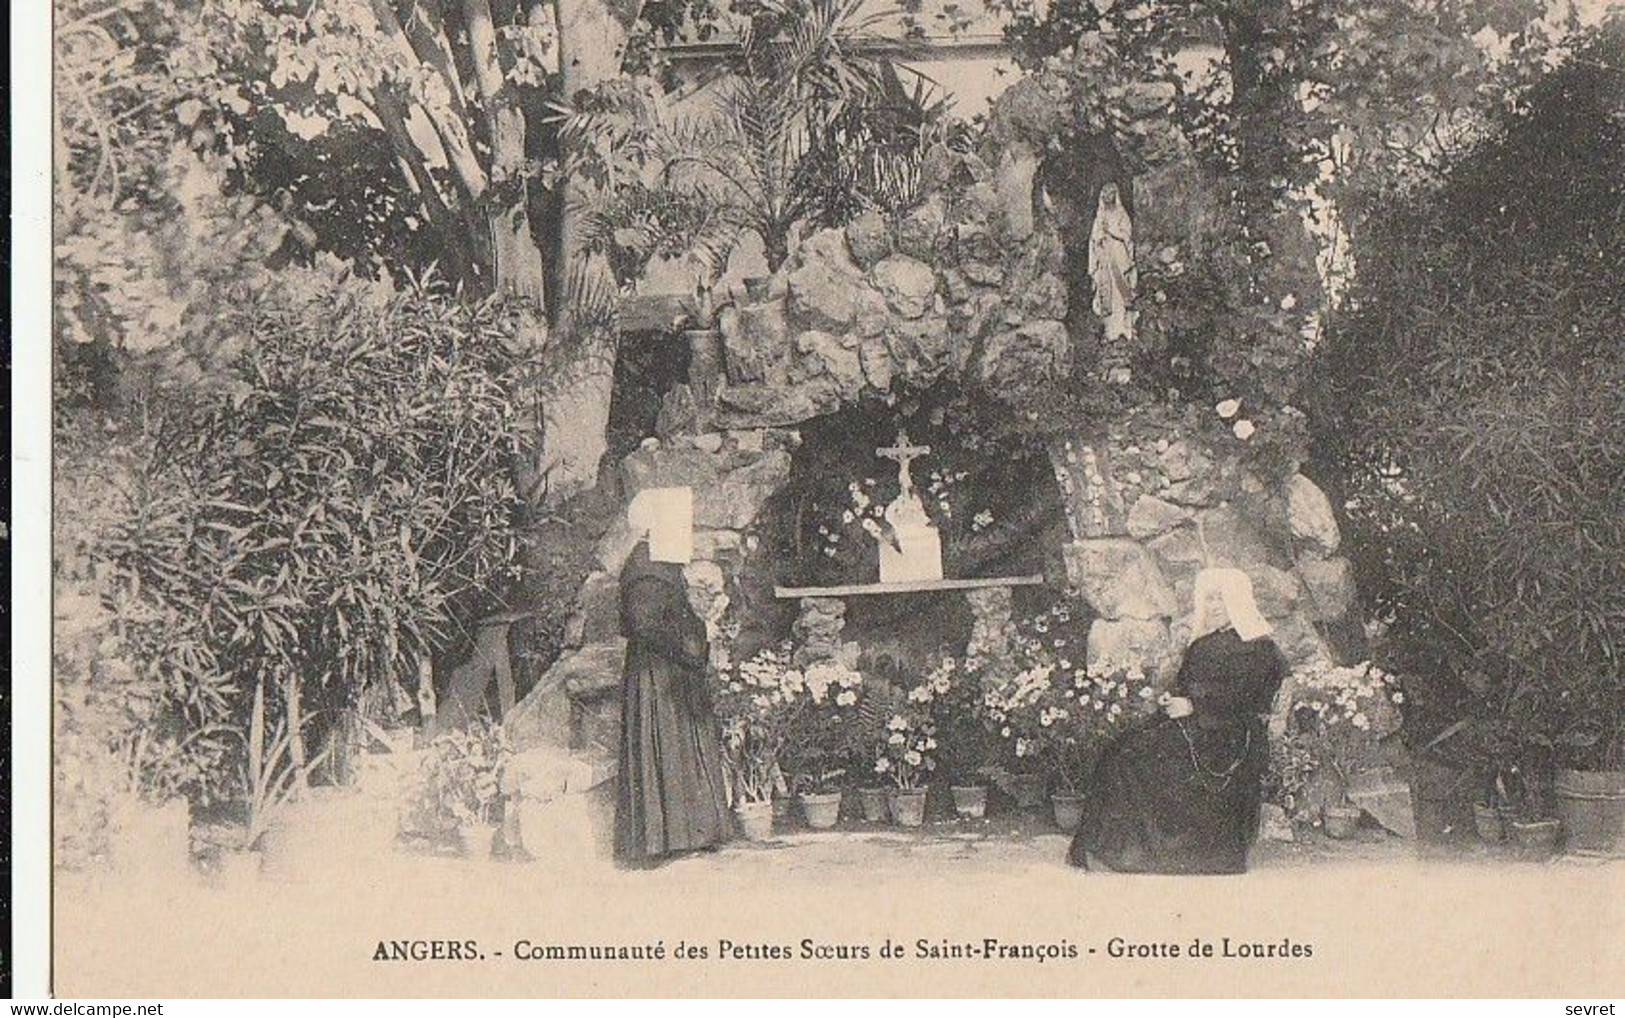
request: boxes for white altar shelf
[773,575,1046,599]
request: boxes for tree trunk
[537,0,648,499]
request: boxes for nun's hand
[1162,696,1194,719]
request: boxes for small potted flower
[782,659,864,828]
[917,656,996,819]
[1288,661,1405,838]
[876,707,937,827]
[407,718,511,859]
[712,647,799,839]
[981,661,1056,810]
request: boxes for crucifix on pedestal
[874,431,943,584]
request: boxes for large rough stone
[844,209,893,269]
[621,446,720,497]
[696,450,792,529]
[568,571,621,647]
[1270,611,1332,668]
[795,329,866,401]
[887,314,954,379]
[992,147,1040,241]
[712,379,842,429]
[1296,554,1356,621]
[728,298,791,383]
[896,194,948,262]
[786,229,866,332]
[860,334,895,393]
[1158,438,1211,484]
[1126,494,1193,540]
[1250,563,1307,619]
[871,254,939,319]
[978,320,1071,391]
[1286,473,1342,554]
[1086,618,1177,683]
[541,641,626,699]
[1063,538,1179,621]
[1196,504,1293,572]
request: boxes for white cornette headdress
[1191,566,1274,643]
[627,486,694,565]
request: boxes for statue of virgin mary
[1089,181,1136,344]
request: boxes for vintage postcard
[42,0,1625,998]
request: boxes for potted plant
[875,707,937,827]
[1286,662,1404,840]
[405,718,512,860]
[918,656,994,820]
[713,647,799,840]
[782,659,865,829]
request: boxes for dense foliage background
[1310,25,1625,774]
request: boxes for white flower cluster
[1295,661,1401,733]
[804,660,863,707]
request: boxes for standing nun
[614,487,733,866]
[1068,567,1289,874]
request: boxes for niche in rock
[737,385,1074,667]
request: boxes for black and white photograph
[24,0,1625,999]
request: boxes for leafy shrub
[63,268,530,816]
[1312,31,1625,774]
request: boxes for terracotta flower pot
[858,788,889,823]
[1323,805,1362,839]
[1473,803,1506,843]
[735,801,775,842]
[742,276,773,302]
[1508,818,1562,861]
[1007,773,1045,809]
[890,789,927,828]
[1051,793,1087,833]
[951,786,988,819]
[800,792,843,830]
[459,822,498,861]
[1553,769,1625,858]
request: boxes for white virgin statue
[1089,181,1136,344]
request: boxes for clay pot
[459,822,498,860]
[1323,805,1362,839]
[800,792,843,830]
[858,788,889,823]
[735,801,775,841]
[890,789,927,828]
[1051,793,1087,833]
[743,276,773,302]
[950,786,988,819]
[1508,818,1562,861]
[1473,803,1506,843]
[1553,769,1625,858]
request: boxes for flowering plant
[912,655,1000,785]
[1271,661,1404,818]
[874,707,938,791]
[711,646,802,804]
[781,659,866,794]
[1288,661,1403,779]
[982,631,1160,794]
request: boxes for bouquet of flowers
[912,655,999,786]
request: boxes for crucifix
[878,431,931,494]
[874,431,943,584]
